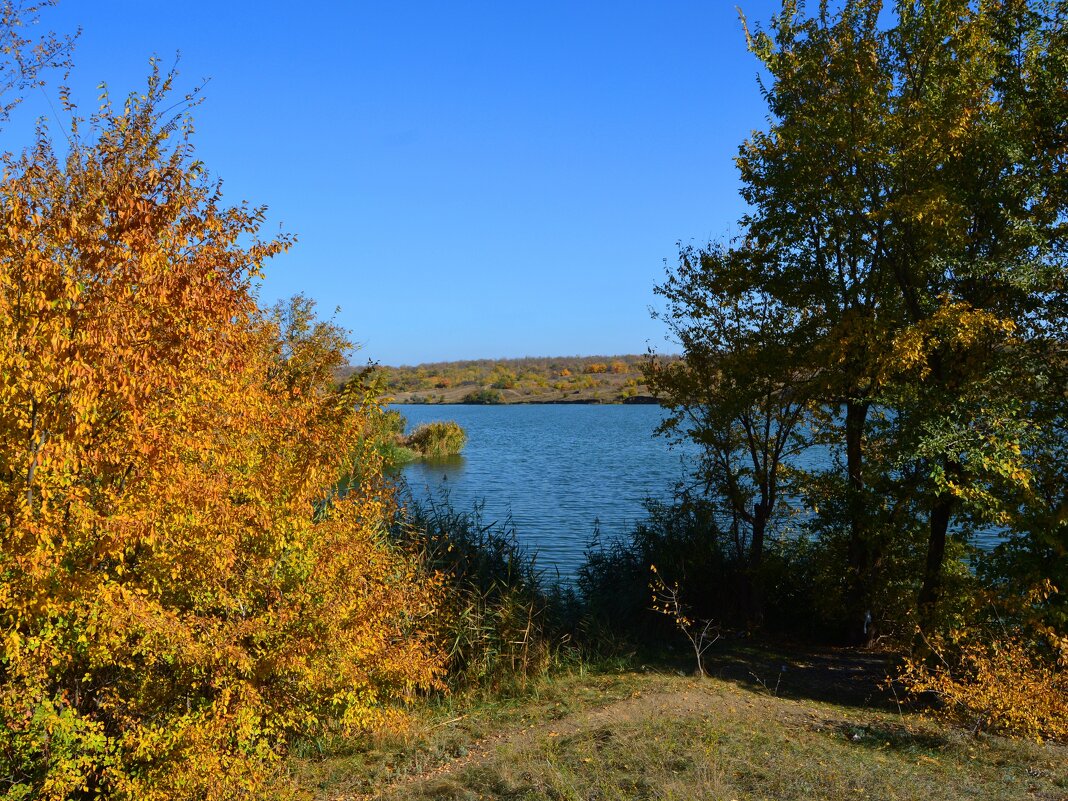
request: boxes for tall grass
[362,408,419,470]
[393,494,572,692]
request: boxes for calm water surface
[394,404,1003,579]
[395,404,696,578]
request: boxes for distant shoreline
[391,396,660,406]
[341,354,678,407]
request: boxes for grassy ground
[290,645,1067,801]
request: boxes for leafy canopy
[0,65,443,800]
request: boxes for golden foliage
[900,630,1068,742]
[883,296,1018,382]
[899,583,1068,742]
[0,70,443,798]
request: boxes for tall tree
[877,0,1067,625]
[737,0,896,640]
[751,0,1067,633]
[655,0,1067,639]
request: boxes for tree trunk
[745,502,768,629]
[918,488,953,631]
[918,348,956,633]
[844,400,873,644]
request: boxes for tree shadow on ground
[644,636,905,712]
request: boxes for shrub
[403,421,467,458]
[579,499,738,645]
[900,626,1068,741]
[579,498,860,644]
[898,582,1068,742]
[490,368,517,389]
[357,407,418,471]
[0,72,443,799]
[462,388,502,404]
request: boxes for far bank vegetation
[340,355,675,404]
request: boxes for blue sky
[13,1,787,365]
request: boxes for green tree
[736,0,895,639]
[647,244,812,626]
[654,0,1067,639]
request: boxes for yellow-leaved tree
[0,66,443,799]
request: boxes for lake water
[395,404,696,579]
[394,404,1004,580]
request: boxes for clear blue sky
[14,1,786,365]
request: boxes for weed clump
[404,421,467,458]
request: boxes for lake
[393,404,1004,580]
[395,404,696,579]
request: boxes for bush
[0,73,443,799]
[462,388,503,404]
[899,589,1068,742]
[403,421,467,458]
[579,499,743,645]
[357,407,417,471]
[578,498,870,645]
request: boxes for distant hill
[338,354,679,404]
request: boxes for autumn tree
[0,0,75,126]
[870,0,1067,626]
[0,67,442,799]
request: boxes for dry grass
[291,662,1067,801]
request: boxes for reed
[393,495,572,692]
